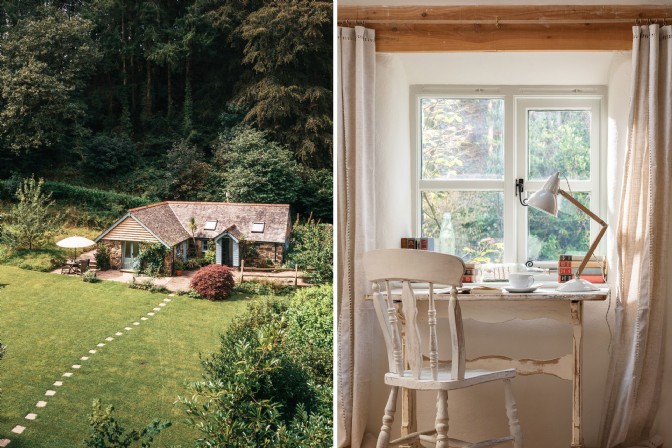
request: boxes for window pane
[421,98,504,180]
[528,110,591,181]
[528,192,591,261]
[421,191,504,263]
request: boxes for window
[204,220,218,231]
[412,86,605,265]
[251,222,265,233]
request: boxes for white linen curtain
[336,26,377,448]
[599,24,672,448]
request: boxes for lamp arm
[558,189,608,278]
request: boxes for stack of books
[558,255,607,283]
[400,237,435,251]
[462,262,481,283]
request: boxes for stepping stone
[159,303,166,307]
[25,413,37,421]
[0,439,10,447]
[125,327,132,331]
[72,365,81,369]
[141,317,148,321]
[148,312,155,316]
[105,337,114,341]
[81,356,89,361]
[115,332,123,336]
[97,343,105,347]
[45,390,56,396]
[164,298,171,302]
[36,401,47,408]
[53,381,63,387]
[89,350,97,354]
[169,293,175,297]
[133,322,140,325]
[11,426,25,434]
[153,308,161,311]
[63,372,73,377]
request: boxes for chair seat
[385,367,516,390]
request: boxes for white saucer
[503,285,539,293]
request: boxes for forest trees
[0,0,333,221]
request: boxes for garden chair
[78,259,90,274]
[363,249,523,448]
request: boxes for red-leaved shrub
[190,264,236,301]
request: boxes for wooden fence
[239,260,310,287]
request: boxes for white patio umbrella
[56,236,96,260]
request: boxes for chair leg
[435,390,449,448]
[503,379,523,448]
[377,386,399,448]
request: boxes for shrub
[233,279,294,297]
[128,277,169,294]
[133,243,167,277]
[83,399,170,448]
[286,217,333,284]
[179,287,333,447]
[190,264,235,301]
[94,244,111,271]
[203,241,216,265]
[82,271,99,283]
[285,285,333,385]
[173,258,184,271]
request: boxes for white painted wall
[368,50,637,448]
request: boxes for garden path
[0,295,175,446]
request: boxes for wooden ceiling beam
[337,5,672,52]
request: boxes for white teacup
[508,273,535,289]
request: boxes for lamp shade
[527,172,561,216]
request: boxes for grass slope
[0,266,251,447]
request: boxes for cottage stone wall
[102,241,122,269]
[247,243,284,267]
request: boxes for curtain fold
[599,24,672,448]
[337,26,377,448]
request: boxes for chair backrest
[363,249,466,381]
[80,259,90,272]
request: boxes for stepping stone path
[5,296,174,443]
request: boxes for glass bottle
[439,212,456,255]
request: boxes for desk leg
[401,388,417,448]
[570,301,584,448]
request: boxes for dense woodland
[0,0,332,221]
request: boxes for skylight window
[252,222,265,233]
[204,220,218,231]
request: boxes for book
[558,260,604,268]
[559,255,605,262]
[558,274,606,283]
[400,237,435,251]
[558,267,604,275]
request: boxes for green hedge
[1,179,153,228]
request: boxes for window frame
[410,85,607,265]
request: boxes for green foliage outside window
[179,285,332,447]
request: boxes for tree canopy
[0,0,333,221]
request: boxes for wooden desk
[386,285,609,448]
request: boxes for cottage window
[252,222,265,233]
[204,220,217,231]
[412,86,605,265]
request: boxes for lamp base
[557,277,601,292]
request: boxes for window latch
[515,178,528,206]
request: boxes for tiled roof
[128,202,291,246]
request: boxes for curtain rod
[337,18,670,27]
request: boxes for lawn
[0,266,253,447]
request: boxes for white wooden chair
[363,249,523,448]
